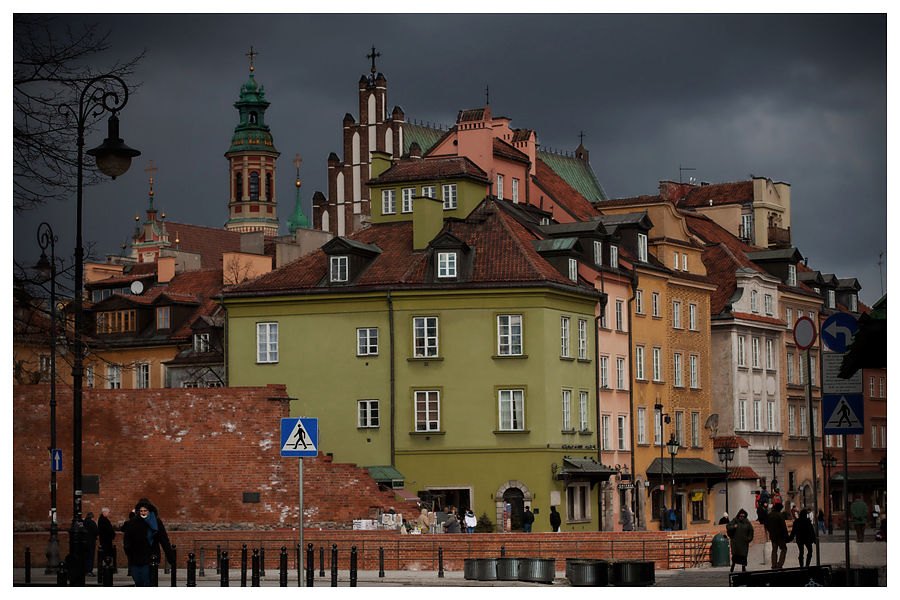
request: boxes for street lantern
[878,455,886,473]
[766,447,783,494]
[667,434,679,526]
[86,113,140,179]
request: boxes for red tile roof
[532,157,599,222]
[156,221,245,269]
[492,138,530,164]
[714,436,751,448]
[370,156,488,185]
[730,311,787,327]
[728,466,761,481]
[457,108,486,122]
[676,180,755,208]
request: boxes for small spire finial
[486,85,490,105]
[579,131,585,145]
[246,45,258,72]
[366,45,381,75]
[294,153,303,188]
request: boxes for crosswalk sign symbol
[280,418,319,457]
[823,395,864,435]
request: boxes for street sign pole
[806,348,821,567]
[843,438,850,574]
[299,457,304,586]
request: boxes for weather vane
[246,46,258,72]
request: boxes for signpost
[281,417,319,587]
[793,316,820,566]
[820,312,859,353]
[51,449,63,472]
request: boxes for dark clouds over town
[12,12,888,305]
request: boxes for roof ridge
[492,200,557,281]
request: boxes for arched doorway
[504,488,525,531]
[494,480,532,532]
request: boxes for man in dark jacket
[549,506,562,532]
[124,498,175,586]
[787,508,816,567]
[83,512,99,576]
[522,506,535,532]
[98,507,116,565]
[765,502,789,569]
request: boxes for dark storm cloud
[12,13,887,305]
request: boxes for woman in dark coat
[787,508,817,567]
[123,498,175,586]
[726,508,754,572]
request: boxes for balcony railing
[768,225,791,247]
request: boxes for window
[881,425,886,448]
[753,400,761,431]
[97,309,137,333]
[635,289,644,314]
[879,377,884,397]
[136,363,150,389]
[750,290,758,313]
[813,406,819,436]
[512,178,519,203]
[652,347,661,381]
[850,294,858,312]
[787,353,794,384]
[108,364,121,389]
[616,357,625,390]
[786,307,793,328]
[610,245,618,268]
[836,432,842,448]
[765,294,773,315]
[809,310,815,321]
[442,184,457,209]
[767,401,775,431]
[357,327,378,356]
[637,407,646,444]
[738,336,746,367]
[827,289,835,309]
[413,317,438,357]
[652,292,660,317]
[560,316,571,358]
[635,345,645,380]
[691,412,700,447]
[654,409,662,445]
[358,400,379,428]
[415,390,440,431]
[615,300,624,331]
[600,356,609,388]
[811,354,817,386]
[752,337,760,368]
[249,172,259,200]
[234,172,242,199]
[741,214,753,239]
[257,322,279,363]
[682,253,688,272]
[799,406,807,437]
[872,425,877,448]
[788,264,797,286]
[870,376,875,396]
[855,434,862,449]
[739,399,747,431]
[401,187,415,213]
[85,365,94,388]
[194,333,210,353]
[568,258,578,282]
[690,355,699,388]
[580,391,589,431]
[594,241,602,265]
[498,389,525,431]
[599,302,608,329]
[618,415,627,450]
[497,315,523,356]
[691,492,706,523]
[496,174,503,199]
[675,411,684,446]
[602,414,611,449]
[826,434,832,447]
[265,173,272,200]
[437,252,457,278]
[566,483,590,521]
[577,319,588,360]
[689,304,697,330]
[39,355,51,382]
[789,406,796,436]
[421,185,436,198]
[330,256,348,282]
[673,353,683,387]
[637,233,648,262]
[562,389,572,430]
[157,307,170,330]
[673,252,679,270]
[766,339,774,370]
[382,189,396,214]
[673,301,681,329]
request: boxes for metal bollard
[350,546,358,587]
[379,546,385,578]
[500,544,505,557]
[216,544,221,575]
[241,544,248,587]
[163,547,170,574]
[438,546,444,578]
[260,545,266,577]
[170,545,177,587]
[296,543,301,586]
[319,545,325,577]
[331,544,338,587]
[279,546,288,587]
[112,544,118,573]
[150,555,159,587]
[25,547,31,585]
[187,553,197,587]
[220,550,229,587]
[306,543,314,587]
[102,555,113,587]
[198,547,205,578]
[57,561,67,586]
[251,548,260,587]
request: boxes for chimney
[158,255,176,283]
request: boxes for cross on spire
[145,159,158,186]
[294,153,303,171]
[246,46,258,72]
[579,131,585,145]
[366,45,381,74]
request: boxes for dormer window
[594,241,602,266]
[194,333,210,353]
[814,287,821,294]
[788,264,797,286]
[827,289,835,309]
[637,233,648,262]
[850,294,858,312]
[610,245,618,268]
[750,290,758,313]
[330,256,348,282]
[157,307,170,330]
[437,252,457,278]
[568,258,578,282]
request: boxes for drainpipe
[627,275,638,526]
[387,291,396,466]
[595,269,607,532]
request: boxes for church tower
[225,47,280,235]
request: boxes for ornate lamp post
[766,447,783,497]
[821,451,838,534]
[666,433,680,529]
[717,443,736,516]
[60,74,139,586]
[655,403,670,530]
[33,223,59,573]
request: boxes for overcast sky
[12,11,888,306]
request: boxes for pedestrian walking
[787,508,816,567]
[718,512,729,525]
[756,484,770,523]
[765,502,789,569]
[464,510,477,533]
[98,507,117,564]
[726,509,754,572]
[817,509,827,535]
[621,505,634,531]
[522,506,535,533]
[123,498,175,587]
[83,512,99,576]
[549,506,561,532]
[851,497,869,542]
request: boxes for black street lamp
[821,451,838,534]
[33,223,59,574]
[655,403,669,530]
[717,443,736,516]
[59,74,139,586]
[667,433,680,529]
[766,447,783,496]
[878,455,886,474]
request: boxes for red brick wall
[13,385,398,531]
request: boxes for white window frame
[738,336,746,367]
[872,425,877,448]
[879,377,884,397]
[753,400,761,431]
[442,183,457,210]
[813,406,819,436]
[616,357,626,390]
[691,412,700,447]
[788,264,797,286]
[652,292,660,317]
[194,332,210,353]
[330,255,348,283]
[401,187,415,213]
[635,289,644,315]
[637,407,646,445]
[610,245,618,268]
[421,185,436,199]
[766,339,774,370]
[752,337,760,368]
[382,188,396,214]
[855,434,862,448]
[689,304,697,330]
[108,364,121,390]
[496,174,503,199]
[750,290,758,313]
[562,389,572,430]
[870,376,875,396]
[85,365,94,388]
[437,251,457,278]
[690,355,699,388]
[767,400,775,431]
[498,389,525,431]
[739,399,747,431]
[617,415,627,450]
[512,178,519,203]
[358,399,380,428]
[568,258,578,282]
[789,405,796,436]
[682,253,688,272]
[765,294,773,315]
[357,327,379,356]
[498,314,523,356]
[675,411,684,446]
[560,316,571,358]
[580,391,589,431]
[800,406,807,437]
[594,241,602,265]
[257,322,279,363]
[413,316,439,358]
[415,390,440,431]
[136,363,150,389]
[787,353,794,384]
[850,294,858,312]
[655,409,662,445]
[827,289,835,309]
[577,318,588,360]
[566,482,591,522]
[615,300,624,331]
[673,252,679,270]
[602,414,611,450]
[673,353,683,387]
[786,307,793,328]
[673,301,682,329]
[637,233,648,262]
[635,345,645,380]
[600,356,609,389]
[652,347,661,381]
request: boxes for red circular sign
[793,316,817,350]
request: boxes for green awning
[364,465,405,487]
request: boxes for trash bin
[476,557,498,581]
[711,533,730,567]
[463,558,478,580]
[568,559,608,586]
[496,557,520,581]
[610,560,655,586]
[518,557,555,583]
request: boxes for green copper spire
[287,154,310,233]
[227,46,276,154]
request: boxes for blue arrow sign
[821,312,859,353]
[823,394,864,435]
[51,449,63,472]
[281,418,319,457]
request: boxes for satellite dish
[130,281,144,295]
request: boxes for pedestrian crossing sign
[823,395,864,435]
[280,417,319,457]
